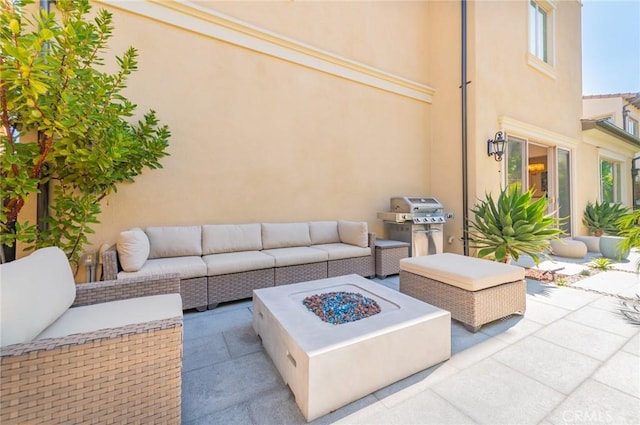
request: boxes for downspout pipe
[461,0,470,256]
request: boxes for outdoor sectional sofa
[102,221,376,311]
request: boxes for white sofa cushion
[262,247,328,267]
[399,253,525,292]
[309,221,340,245]
[262,223,311,249]
[36,294,182,340]
[202,224,262,255]
[145,226,202,259]
[338,220,369,248]
[118,256,207,280]
[116,228,150,272]
[0,247,76,347]
[312,243,372,260]
[203,251,275,275]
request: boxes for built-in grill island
[377,196,447,257]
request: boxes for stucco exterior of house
[581,93,640,212]
[13,1,639,273]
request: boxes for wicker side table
[375,239,410,278]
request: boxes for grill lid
[390,196,443,213]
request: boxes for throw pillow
[338,221,368,248]
[117,228,150,272]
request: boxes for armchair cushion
[338,220,369,248]
[116,228,150,272]
[0,247,76,347]
[36,293,182,340]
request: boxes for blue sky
[582,0,640,95]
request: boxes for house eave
[581,119,640,148]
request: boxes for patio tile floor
[182,259,640,425]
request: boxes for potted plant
[582,201,628,236]
[608,209,640,261]
[468,183,563,264]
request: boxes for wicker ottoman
[375,239,410,278]
[399,253,526,332]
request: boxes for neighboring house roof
[581,118,640,148]
[583,92,640,108]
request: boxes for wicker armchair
[0,247,183,424]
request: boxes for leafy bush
[582,201,628,236]
[469,183,563,264]
[1,0,170,268]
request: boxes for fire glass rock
[302,291,381,324]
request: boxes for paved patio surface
[181,255,640,425]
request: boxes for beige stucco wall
[427,0,583,243]
[82,1,433,256]
[583,97,624,123]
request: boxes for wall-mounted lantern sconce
[487,131,507,162]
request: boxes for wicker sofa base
[182,276,208,311]
[275,262,328,286]
[0,317,183,425]
[400,270,526,332]
[208,268,275,306]
[328,256,375,278]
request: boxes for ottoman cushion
[399,253,525,292]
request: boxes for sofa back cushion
[202,224,262,255]
[338,220,369,248]
[261,222,311,249]
[116,228,150,272]
[309,221,340,245]
[0,247,76,347]
[146,226,202,259]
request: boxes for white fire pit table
[253,274,451,421]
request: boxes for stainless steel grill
[377,196,446,257]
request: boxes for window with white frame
[628,117,638,137]
[600,159,622,203]
[528,0,554,65]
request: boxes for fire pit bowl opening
[303,291,381,324]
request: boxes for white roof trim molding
[95,0,436,104]
[498,116,579,148]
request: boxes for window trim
[627,117,639,137]
[599,157,624,204]
[527,0,556,78]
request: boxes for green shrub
[586,257,613,271]
[582,201,628,236]
[469,183,563,264]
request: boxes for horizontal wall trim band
[96,0,435,104]
[499,116,579,148]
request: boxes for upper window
[529,1,548,63]
[528,0,555,78]
[628,117,639,137]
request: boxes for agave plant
[620,294,640,325]
[586,257,613,271]
[469,183,563,264]
[582,201,628,236]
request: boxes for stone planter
[599,235,630,260]
[573,235,600,253]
